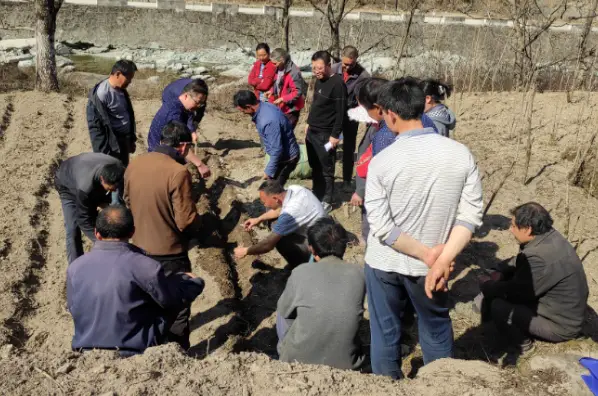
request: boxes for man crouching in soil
[67,206,204,356]
[276,217,366,370]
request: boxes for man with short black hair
[234,90,300,185]
[87,60,138,167]
[305,50,348,212]
[148,78,211,178]
[478,202,589,351]
[234,180,326,267]
[332,45,370,191]
[67,205,205,356]
[55,153,125,264]
[364,77,483,378]
[276,217,365,369]
[125,121,202,350]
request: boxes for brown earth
[0,84,598,395]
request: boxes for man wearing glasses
[125,121,203,351]
[148,78,211,178]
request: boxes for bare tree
[392,0,424,79]
[307,0,366,58]
[281,0,293,53]
[574,0,598,89]
[34,0,64,92]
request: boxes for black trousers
[489,298,569,344]
[273,156,299,186]
[306,128,335,204]
[149,253,192,351]
[113,135,132,167]
[342,120,359,183]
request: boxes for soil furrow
[0,95,14,140]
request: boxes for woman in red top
[248,43,277,102]
[266,48,307,129]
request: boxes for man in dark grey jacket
[67,205,204,355]
[87,60,137,167]
[55,153,125,264]
[479,202,589,351]
[276,217,365,370]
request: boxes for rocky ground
[0,81,597,395]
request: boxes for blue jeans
[364,264,453,379]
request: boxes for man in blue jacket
[67,205,205,355]
[234,90,299,186]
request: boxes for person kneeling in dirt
[477,202,589,352]
[276,217,365,370]
[233,180,326,267]
[67,205,204,356]
[147,78,211,178]
[55,153,125,264]
[234,90,300,186]
[125,121,203,351]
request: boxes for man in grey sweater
[276,217,365,370]
[479,202,588,351]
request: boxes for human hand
[234,245,248,260]
[329,136,340,148]
[192,132,198,144]
[263,173,271,180]
[273,98,284,105]
[197,163,211,178]
[184,272,197,278]
[350,193,363,207]
[422,244,445,268]
[130,141,137,154]
[243,218,260,231]
[425,257,453,299]
[264,91,272,99]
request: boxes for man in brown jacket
[124,120,200,350]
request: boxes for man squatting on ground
[234,180,326,267]
[306,51,348,212]
[125,121,203,350]
[331,45,370,192]
[147,78,211,178]
[476,202,589,351]
[87,60,138,167]
[276,218,366,370]
[55,153,125,264]
[364,78,483,379]
[234,90,300,186]
[67,206,205,356]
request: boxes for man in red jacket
[266,48,307,129]
[248,43,277,102]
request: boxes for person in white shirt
[234,180,326,267]
[364,77,483,379]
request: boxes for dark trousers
[150,253,193,351]
[489,298,568,344]
[58,190,95,264]
[306,128,335,204]
[342,120,359,183]
[365,264,453,379]
[284,111,301,130]
[112,135,132,167]
[276,233,311,267]
[274,156,299,186]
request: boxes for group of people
[56,43,589,380]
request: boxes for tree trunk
[35,0,60,92]
[330,24,341,58]
[575,0,598,90]
[282,0,292,53]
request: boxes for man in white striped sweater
[364,77,483,379]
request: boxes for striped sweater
[364,128,483,276]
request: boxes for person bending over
[67,205,204,356]
[234,180,326,267]
[148,78,211,178]
[234,90,300,186]
[276,217,366,370]
[478,202,588,352]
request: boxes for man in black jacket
[305,51,347,212]
[87,60,137,167]
[55,153,125,264]
[478,202,589,351]
[331,46,370,192]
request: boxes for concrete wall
[0,0,595,67]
